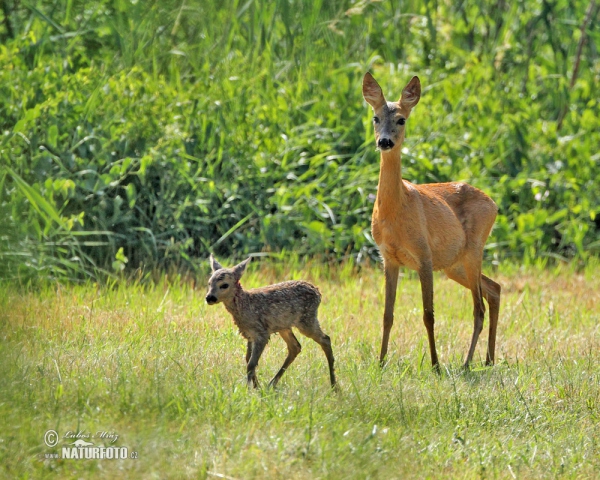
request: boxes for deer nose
[378,137,394,150]
[205,294,218,305]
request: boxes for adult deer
[362,72,501,370]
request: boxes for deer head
[205,255,251,305]
[362,73,421,151]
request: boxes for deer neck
[376,148,407,214]
[223,285,246,318]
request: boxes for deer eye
[220,283,229,290]
[397,118,406,125]
[373,116,380,124]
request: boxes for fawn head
[362,73,421,151]
[205,255,251,305]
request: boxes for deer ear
[362,72,386,110]
[233,257,251,280]
[210,254,223,272]
[399,76,421,112]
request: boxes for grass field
[1,261,600,478]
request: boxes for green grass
[2,262,600,478]
[2,0,599,279]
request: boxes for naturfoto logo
[42,429,138,460]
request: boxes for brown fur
[363,72,501,370]
[205,256,336,388]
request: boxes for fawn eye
[397,118,406,125]
[373,116,379,124]
[220,283,229,290]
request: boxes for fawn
[205,255,336,388]
[362,72,501,370]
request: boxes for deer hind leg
[245,341,252,364]
[419,261,440,371]
[297,320,336,387]
[481,274,501,365]
[445,262,486,368]
[465,280,486,368]
[380,262,400,366]
[268,329,302,388]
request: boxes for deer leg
[298,322,337,387]
[465,280,486,368]
[247,337,268,389]
[268,330,302,388]
[445,262,490,368]
[419,263,439,371]
[245,341,252,364]
[317,332,337,388]
[380,263,400,366]
[245,340,258,387]
[482,274,501,365]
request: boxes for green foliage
[1,0,599,278]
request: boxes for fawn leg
[245,341,252,364]
[247,337,267,388]
[318,333,337,387]
[245,340,259,387]
[268,329,302,388]
[482,274,501,365]
[380,263,400,366]
[298,323,336,387]
[419,262,439,371]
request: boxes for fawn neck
[223,284,246,316]
[376,147,407,214]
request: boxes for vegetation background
[1,0,599,281]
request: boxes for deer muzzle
[377,137,395,150]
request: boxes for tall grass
[1,0,599,279]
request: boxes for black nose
[378,138,394,150]
[205,295,217,305]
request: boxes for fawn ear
[362,72,386,110]
[233,257,251,280]
[210,254,223,272]
[399,76,421,113]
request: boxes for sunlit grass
[1,262,599,478]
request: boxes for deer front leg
[247,337,267,389]
[419,262,439,372]
[380,263,400,366]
